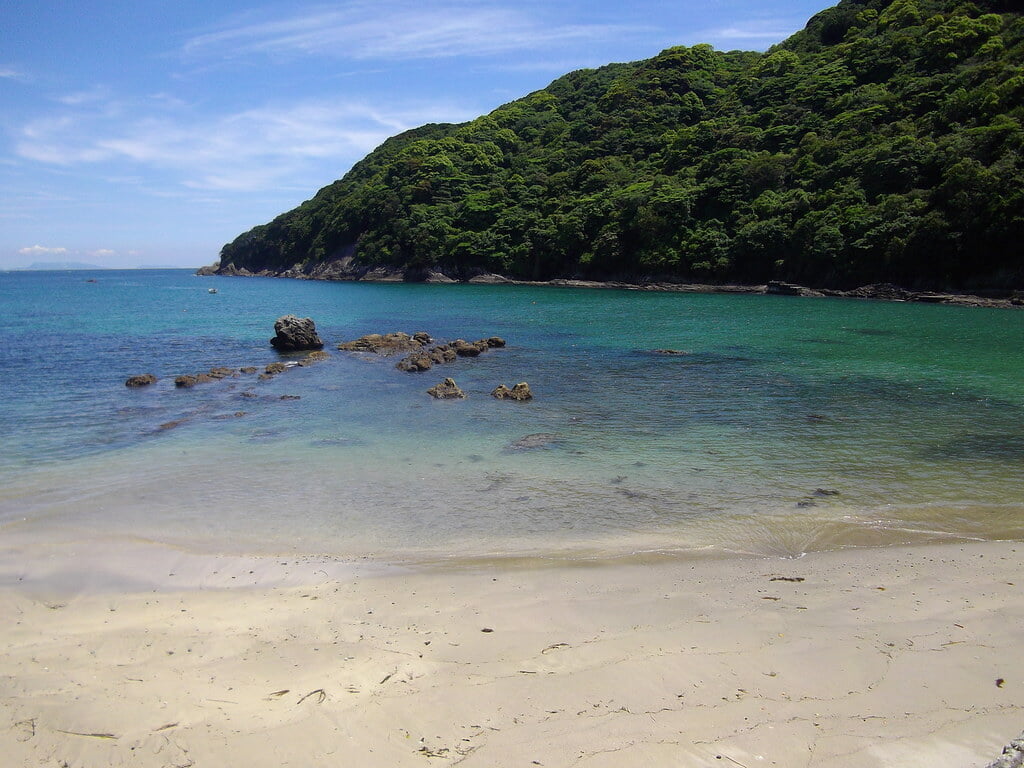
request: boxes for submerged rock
[339,331,506,373]
[297,349,330,366]
[270,315,324,351]
[427,377,465,399]
[125,374,157,387]
[507,433,562,451]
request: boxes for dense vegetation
[218,0,1024,290]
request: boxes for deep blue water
[1,269,1022,562]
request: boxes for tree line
[218,0,1024,291]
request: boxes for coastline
[197,262,1024,309]
[3,539,1021,767]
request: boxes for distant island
[11,263,196,271]
[206,0,1024,294]
[21,262,107,271]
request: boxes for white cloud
[183,2,644,62]
[14,96,473,191]
[88,248,116,257]
[1,68,22,79]
[18,244,68,256]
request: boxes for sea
[1,269,1022,578]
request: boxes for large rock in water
[270,315,324,351]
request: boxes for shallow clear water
[1,269,1022,564]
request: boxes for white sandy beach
[1,540,1021,768]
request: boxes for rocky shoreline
[197,261,1023,309]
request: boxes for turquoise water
[1,269,1022,565]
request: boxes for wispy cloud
[18,244,68,256]
[698,19,805,48]
[183,1,645,62]
[1,68,23,79]
[57,86,114,106]
[14,95,474,191]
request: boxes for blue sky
[1,0,832,269]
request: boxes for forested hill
[215,0,1024,291]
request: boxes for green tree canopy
[218,0,1024,291]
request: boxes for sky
[1,0,833,269]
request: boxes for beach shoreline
[2,538,1021,767]
[197,262,1024,310]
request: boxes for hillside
[213,0,1024,291]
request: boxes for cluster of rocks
[397,337,505,372]
[127,316,533,406]
[337,329,530,402]
[336,331,506,373]
[424,379,533,401]
[125,352,329,389]
[126,316,332,389]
